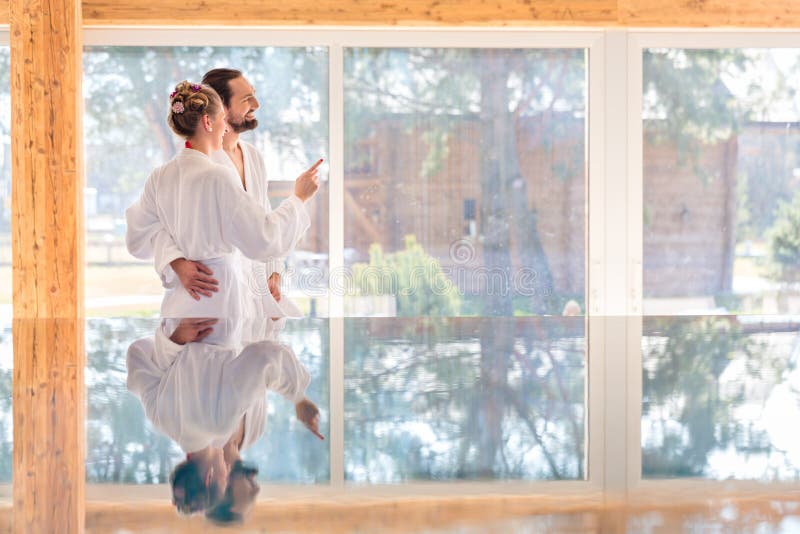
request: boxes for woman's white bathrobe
[125,148,309,318]
[149,142,305,318]
[126,319,310,453]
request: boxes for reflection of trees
[83,46,327,217]
[345,48,586,315]
[344,317,585,482]
[768,192,800,284]
[344,49,587,483]
[242,319,330,483]
[642,316,797,478]
[644,50,800,302]
[1,49,10,231]
[0,325,12,482]
[625,499,798,532]
[86,318,178,483]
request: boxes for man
[160,68,314,314]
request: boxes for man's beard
[229,115,258,133]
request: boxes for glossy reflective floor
[85,317,585,486]
[2,316,800,531]
[80,315,800,487]
[81,498,800,533]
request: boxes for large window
[642,47,800,480]
[342,47,587,481]
[81,38,591,487]
[82,46,329,317]
[82,45,331,483]
[61,29,800,500]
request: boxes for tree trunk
[720,137,738,293]
[474,52,514,476]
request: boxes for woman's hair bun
[166,80,222,138]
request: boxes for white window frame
[627,29,800,504]
[0,25,792,503]
[81,27,607,500]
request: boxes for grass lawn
[84,265,162,299]
[85,265,162,316]
[0,267,9,305]
[0,265,162,315]
[733,256,770,279]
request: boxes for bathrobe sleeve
[124,168,186,288]
[125,326,186,424]
[125,170,161,260]
[217,168,311,263]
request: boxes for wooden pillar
[10,0,85,530]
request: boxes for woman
[125,81,320,318]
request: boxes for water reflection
[123,317,325,522]
[642,315,800,480]
[345,316,586,482]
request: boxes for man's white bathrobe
[126,319,310,453]
[125,148,309,318]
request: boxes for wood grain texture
[10,0,84,319]
[12,320,85,534]
[618,0,800,27]
[81,0,618,26]
[84,494,607,532]
[80,0,800,27]
[10,0,85,530]
[4,0,800,26]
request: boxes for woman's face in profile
[210,110,229,151]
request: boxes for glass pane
[344,48,586,483]
[642,315,800,480]
[643,48,800,316]
[343,48,586,319]
[643,48,800,481]
[1,46,10,318]
[83,46,329,317]
[342,47,587,483]
[87,318,329,484]
[0,46,11,483]
[345,317,585,482]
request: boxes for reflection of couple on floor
[127,318,323,523]
[124,68,325,523]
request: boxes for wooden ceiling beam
[2,0,800,27]
[79,0,617,26]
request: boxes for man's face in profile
[225,76,259,133]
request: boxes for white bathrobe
[150,142,304,318]
[126,319,310,453]
[125,148,309,318]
